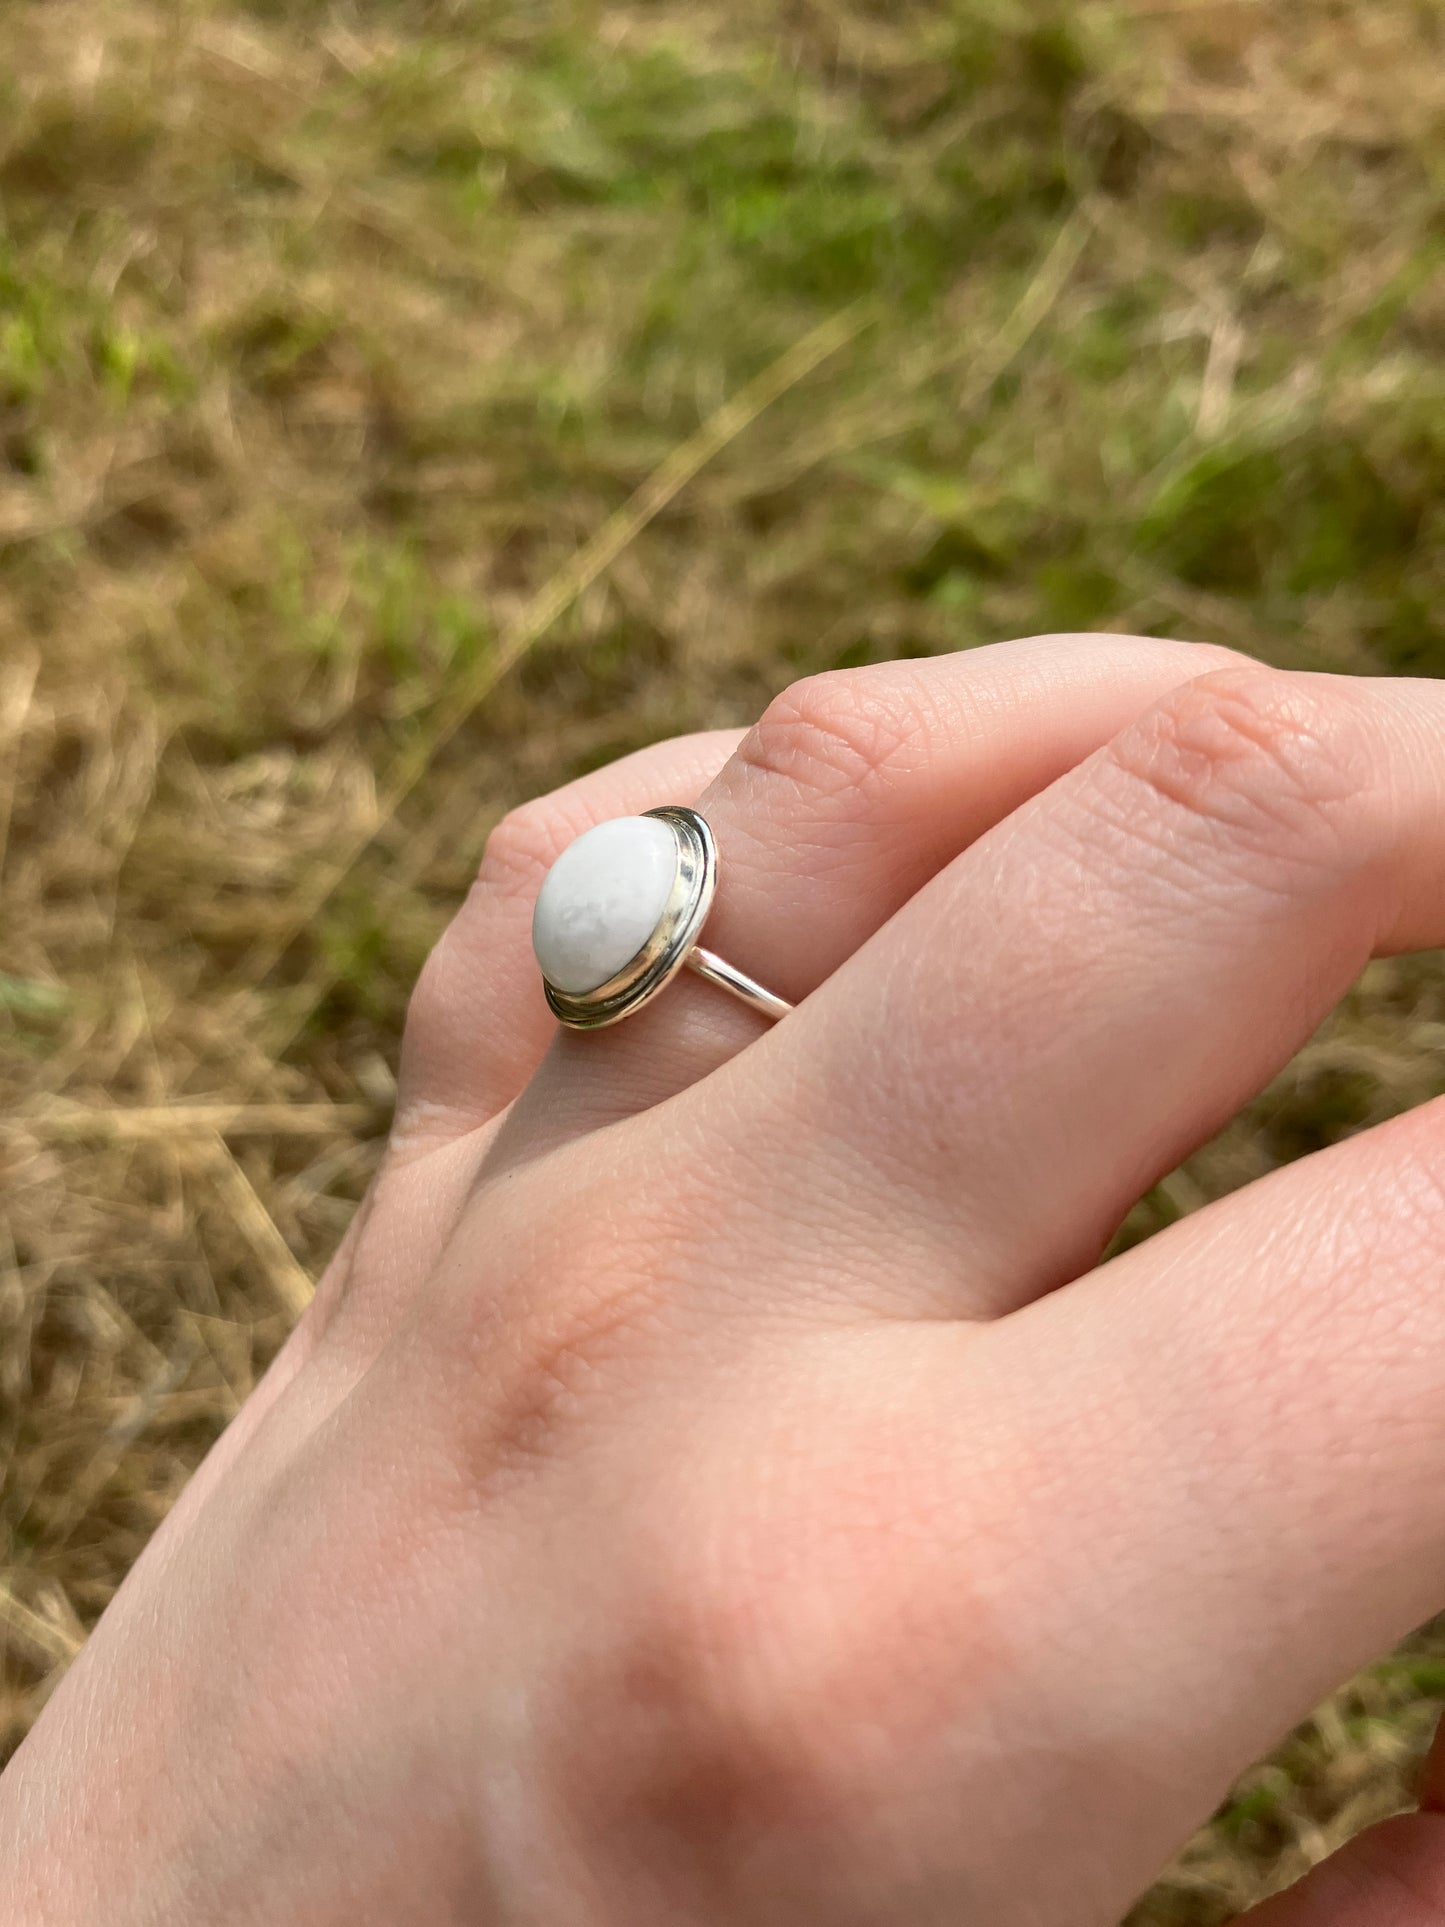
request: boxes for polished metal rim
[543,806,718,1030]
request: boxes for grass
[1,0,1443,1916]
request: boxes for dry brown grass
[1,1,1443,1917]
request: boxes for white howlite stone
[532,815,680,995]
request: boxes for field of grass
[1,0,1442,1916]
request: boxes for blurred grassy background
[0,0,1442,1917]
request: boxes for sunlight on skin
[3,2,1441,1915]
[8,643,1445,1926]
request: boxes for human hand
[6,635,1445,1926]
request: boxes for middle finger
[704,664,1445,1320]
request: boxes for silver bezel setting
[542,806,717,1030]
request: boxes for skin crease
[5,635,1445,1925]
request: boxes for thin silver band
[684,945,792,1023]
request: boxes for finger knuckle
[558,1523,877,1855]
[455,1182,685,1488]
[484,1280,658,1477]
[551,1459,1019,1881]
[1104,667,1375,874]
[478,798,574,897]
[737,670,925,813]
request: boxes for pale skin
[6,634,1445,1925]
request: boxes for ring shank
[684,945,792,1023]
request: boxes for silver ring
[531,807,792,1031]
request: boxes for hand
[5,634,1445,1926]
